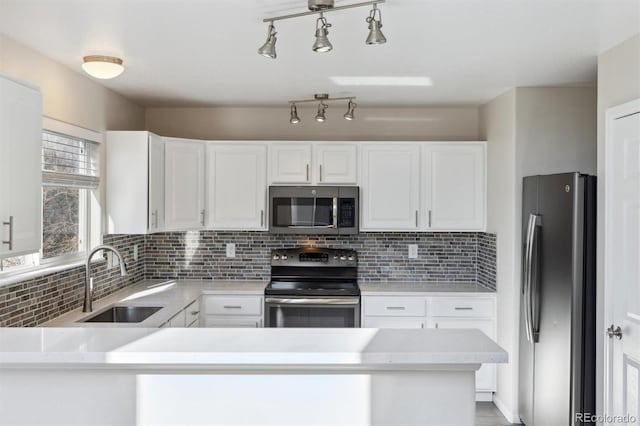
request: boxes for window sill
[0,257,104,288]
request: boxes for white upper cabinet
[270,144,312,184]
[422,143,486,231]
[360,144,421,230]
[314,143,357,184]
[0,76,42,257]
[164,139,205,231]
[107,131,165,234]
[206,143,267,230]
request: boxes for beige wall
[479,89,518,421]
[481,86,597,422]
[0,34,145,132]
[595,33,640,416]
[145,106,481,141]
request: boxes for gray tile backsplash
[0,231,496,327]
[0,234,145,327]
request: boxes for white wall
[145,106,481,141]
[479,89,518,421]
[481,86,597,423]
[595,33,640,417]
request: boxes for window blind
[42,130,100,189]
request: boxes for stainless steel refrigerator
[518,173,596,426]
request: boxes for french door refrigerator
[518,173,596,426]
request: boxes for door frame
[602,98,640,419]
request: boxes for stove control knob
[281,255,288,260]
[340,255,347,261]
[333,255,339,260]
[348,256,354,261]
[273,254,280,260]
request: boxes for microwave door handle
[332,197,338,228]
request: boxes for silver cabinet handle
[319,164,323,182]
[151,210,158,229]
[454,307,473,311]
[428,210,432,227]
[606,324,622,340]
[223,305,242,309]
[386,306,406,310]
[190,310,200,315]
[306,164,310,181]
[200,209,205,226]
[261,210,264,227]
[415,210,419,227]
[2,216,13,250]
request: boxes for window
[0,119,101,274]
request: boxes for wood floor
[475,402,519,426]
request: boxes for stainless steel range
[264,247,360,328]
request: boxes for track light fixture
[259,0,386,58]
[365,4,386,45]
[257,22,277,59]
[290,103,301,124]
[312,14,333,53]
[343,99,357,120]
[287,94,357,124]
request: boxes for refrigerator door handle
[530,215,541,342]
[523,213,542,343]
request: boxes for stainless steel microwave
[268,186,359,235]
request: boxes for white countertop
[0,327,507,370]
[44,280,267,328]
[359,282,495,296]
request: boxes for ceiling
[1,0,639,107]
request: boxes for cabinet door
[206,144,267,229]
[432,318,496,391]
[165,140,205,231]
[0,77,42,256]
[148,134,165,233]
[314,144,357,184]
[360,144,420,230]
[422,143,485,230]
[203,317,262,328]
[168,308,187,327]
[362,317,425,328]
[270,144,312,184]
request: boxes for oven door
[264,296,360,328]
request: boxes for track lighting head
[315,102,328,122]
[343,100,357,120]
[313,15,333,53]
[257,22,277,58]
[365,4,386,45]
[289,104,301,124]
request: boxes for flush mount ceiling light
[287,94,357,124]
[259,0,386,58]
[82,55,124,79]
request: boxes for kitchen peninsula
[0,327,506,426]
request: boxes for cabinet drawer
[203,317,262,328]
[203,296,262,316]
[185,300,200,326]
[430,297,494,318]
[363,297,426,317]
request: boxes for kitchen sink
[79,306,163,323]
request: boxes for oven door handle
[265,297,360,305]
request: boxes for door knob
[606,324,622,340]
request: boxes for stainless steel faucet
[83,244,128,312]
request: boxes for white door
[315,143,357,184]
[270,143,312,184]
[206,144,267,230]
[165,140,205,231]
[148,134,165,233]
[422,143,485,231]
[605,100,640,424]
[360,144,420,230]
[433,318,496,391]
[0,76,42,256]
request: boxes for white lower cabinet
[161,299,200,328]
[362,294,496,398]
[201,295,263,328]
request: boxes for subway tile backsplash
[0,231,496,327]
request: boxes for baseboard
[475,391,493,402]
[493,395,521,424]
